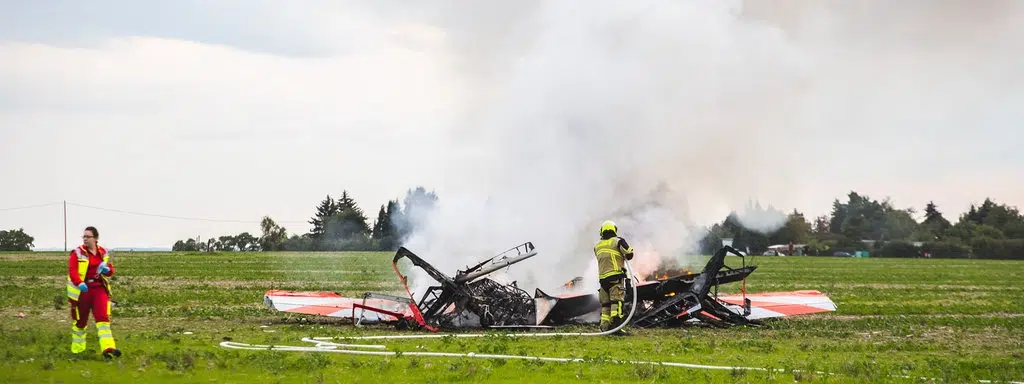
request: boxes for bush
[283,235,314,251]
[969,238,1024,260]
[315,236,378,251]
[920,242,972,259]
[879,241,920,258]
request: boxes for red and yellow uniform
[66,245,118,355]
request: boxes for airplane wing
[263,290,414,323]
[716,290,837,320]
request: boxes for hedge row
[969,238,1024,260]
[876,240,1022,260]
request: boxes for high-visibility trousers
[69,284,116,353]
[598,275,626,329]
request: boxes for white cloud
[0,29,464,248]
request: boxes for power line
[65,202,308,225]
[0,202,63,211]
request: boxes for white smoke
[395,0,809,296]
[735,201,789,235]
[385,0,1024,296]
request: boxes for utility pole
[63,201,67,252]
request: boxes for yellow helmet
[600,220,617,236]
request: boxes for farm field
[1,251,1022,383]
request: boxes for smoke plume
[387,0,1023,295]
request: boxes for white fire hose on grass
[225,260,640,342]
[221,260,766,371]
[217,260,1022,384]
[221,261,814,376]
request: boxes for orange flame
[562,277,583,289]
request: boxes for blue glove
[98,262,110,275]
[78,282,88,293]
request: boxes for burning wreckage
[264,242,837,330]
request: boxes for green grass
[1,251,1022,383]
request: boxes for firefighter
[66,226,121,358]
[593,220,634,334]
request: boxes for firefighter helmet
[600,220,617,236]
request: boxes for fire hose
[220,260,739,366]
[220,260,805,374]
[234,259,641,342]
[216,260,1022,384]
[359,258,641,339]
[221,260,640,346]
[214,338,1024,384]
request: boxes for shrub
[879,241,920,258]
[969,238,1024,260]
[920,242,972,259]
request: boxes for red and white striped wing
[263,290,413,322]
[716,290,837,319]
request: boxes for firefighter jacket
[593,236,634,280]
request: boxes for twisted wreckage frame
[263,242,837,331]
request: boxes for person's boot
[97,322,119,359]
[608,317,630,335]
[102,348,122,359]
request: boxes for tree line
[4,188,1020,259]
[171,187,437,252]
[0,228,34,251]
[698,192,1024,260]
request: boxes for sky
[1,0,1022,263]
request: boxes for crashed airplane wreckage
[264,243,837,330]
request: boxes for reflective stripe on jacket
[66,246,110,301]
[594,237,633,280]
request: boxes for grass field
[1,251,1022,383]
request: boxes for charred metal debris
[355,242,763,331]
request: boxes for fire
[632,247,664,281]
[562,277,583,289]
[648,269,693,281]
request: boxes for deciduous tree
[0,228,34,251]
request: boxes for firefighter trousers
[598,275,626,331]
[69,284,116,353]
